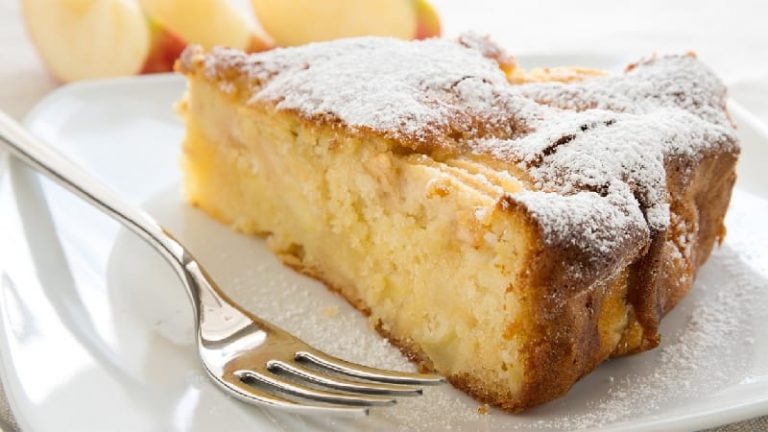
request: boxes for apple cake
[175,35,739,411]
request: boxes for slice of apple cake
[175,35,739,411]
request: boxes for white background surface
[1,0,767,430]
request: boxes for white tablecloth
[1,0,766,430]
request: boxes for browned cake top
[178,36,739,287]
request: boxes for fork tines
[234,350,445,415]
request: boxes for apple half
[250,0,441,47]
[21,0,151,82]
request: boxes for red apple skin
[413,0,441,39]
[20,11,64,83]
[141,19,187,74]
[20,0,151,82]
[140,18,272,74]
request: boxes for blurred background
[2,0,767,122]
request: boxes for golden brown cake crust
[176,36,740,411]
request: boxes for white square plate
[1,54,767,431]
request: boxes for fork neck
[0,111,227,329]
[147,229,234,326]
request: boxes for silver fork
[0,112,444,416]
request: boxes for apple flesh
[138,0,273,51]
[21,0,150,82]
[250,0,426,46]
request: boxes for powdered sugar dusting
[191,37,528,145]
[513,189,648,266]
[475,55,737,262]
[479,105,733,260]
[519,54,732,126]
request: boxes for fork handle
[0,111,214,318]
